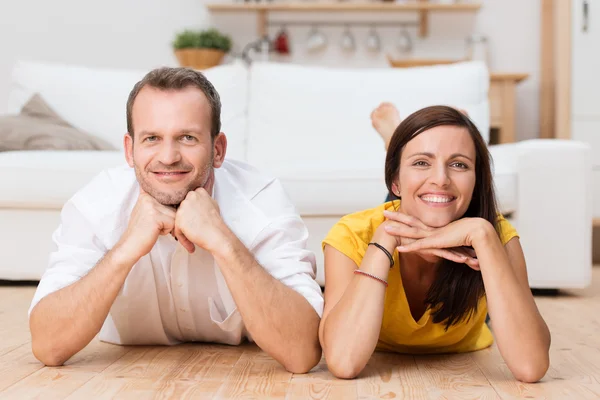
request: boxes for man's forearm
[213,236,321,373]
[30,244,137,366]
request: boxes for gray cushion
[0,94,114,151]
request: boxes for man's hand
[175,188,232,253]
[118,189,194,262]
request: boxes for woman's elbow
[327,359,364,380]
[512,357,550,383]
[323,349,366,379]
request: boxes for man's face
[124,86,226,206]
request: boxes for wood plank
[0,368,97,400]
[215,346,292,399]
[414,353,501,399]
[68,377,220,400]
[357,352,429,399]
[0,287,35,356]
[286,381,356,400]
[0,344,44,392]
[286,358,356,400]
[2,269,600,397]
[68,343,244,399]
[206,1,482,12]
[471,346,553,399]
[0,339,131,399]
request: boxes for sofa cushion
[267,145,517,217]
[0,150,124,208]
[246,61,490,176]
[269,162,386,216]
[7,60,249,160]
[0,94,114,152]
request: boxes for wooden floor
[1,269,600,400]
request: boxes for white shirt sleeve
[28,200,107,316]
[250,216,324,318]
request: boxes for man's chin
[144,187,189,207]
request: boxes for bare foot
[370,102,401,150]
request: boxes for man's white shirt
[29,159,324,345]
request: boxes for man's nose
[157,141,182,165]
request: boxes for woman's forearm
[321,232,395,379]
[474,225,551,382]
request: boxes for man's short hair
[126,67,221,139]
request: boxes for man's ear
[212,132,227,168]
[124,133,134,167]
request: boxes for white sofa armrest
[513,139,592,288]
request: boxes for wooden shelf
[206,1,482,37]
[387,57,462,68]
[206,2,482,12]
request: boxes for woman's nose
[430,164,451,187]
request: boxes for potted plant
[173,28,232,70]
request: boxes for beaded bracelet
[354,269,388,287]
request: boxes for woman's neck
[399,252,439,285]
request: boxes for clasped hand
[119,187,227,261]
[381,210,484,270]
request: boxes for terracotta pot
[174,48,226,70]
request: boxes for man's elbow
[30,321,72,366]
[281,346,322,374]
[31,340,69,367]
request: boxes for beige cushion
[0,94,114,152]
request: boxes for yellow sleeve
[322,220,368,268]
[496,214,519,245]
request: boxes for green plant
[173,28,232,52]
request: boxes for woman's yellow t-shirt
[322,201,519,354]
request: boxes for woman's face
[395,125,477,228]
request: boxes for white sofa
[0,60,592,289]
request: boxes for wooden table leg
[499,81,517,144]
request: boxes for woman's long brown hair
[384,105,499,329]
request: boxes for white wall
[0,0,540,140]
[0,0,210,112]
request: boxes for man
[28,67,323,373]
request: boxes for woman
[319,105,550,382]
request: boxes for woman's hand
[381,211,480,268]
[383,210,494,270]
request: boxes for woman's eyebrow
[407,152,435,158]
[449,153,474,162]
